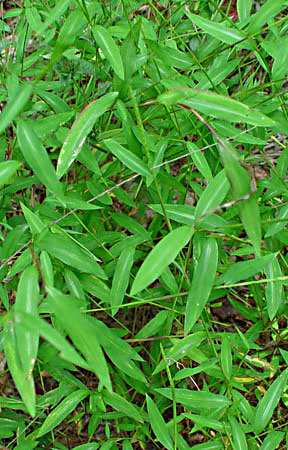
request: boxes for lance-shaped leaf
[17,120,64,200]
[57,93,118,178]
[146,395,173,450]
[0,83,32,136]
[37,389,89,437]
[184,237,218,334]
[103,390,143,423]
[158,88,277,127]
[254,368,288,434]
[104,138,151,179]
[219,141,261,255]
[3,320,36,417]
[14,266,39,374]
[265,258,283,320]
[195,169,230,220]
[0,161,21,188]
[47,287,112,391]
[37,232,107,279]
[131,226,194,295]
[92,25,125,80]
[111,246,135,315]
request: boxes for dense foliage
[1,0,288,449]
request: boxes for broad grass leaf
[25,6,42,31]
[156,388,232,410]
[130,226,194,295]
[219,142,261,255]
[260,431,284,450]
[104,139,151,179]
[232,390,255,424]
[216,253,277,286]
[57,93,118,178]
[184,237,218,334]
[21,203,45,234]
[14,311,89,370]
[40,251,54,287]
[187,12,244,45]
[50,9,87,66]
[47,287,112,391]
[135,311,170,340]
[188,142,213,181]
[37,232,107,279]
[147,40,193,70]
[265,204,288,238]
[254,368,288,434]
[37,389,89,437]
[3,320,35,417]
[153,332,206,375]
[237,0,253,22]
[247,0,285,34]
[14,266,39,374]
[0,83,32,135]
[265,259,283,320]
[190,442,224,449]
[149,203,195,226]
[37,0,72,34]
[17,121,64,201]
[195,169,230,220]
[111,246,135,315]
[0,161,21,188]
[92,25,125,80]
[146,395,173,450]
[103,390,143,422]
[79,274,111,303]
[228,415,248,450]
[158,88,276,127]
[221,335,232,381]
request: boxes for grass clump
[0,0,288,449]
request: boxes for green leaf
[146,395,173,450]
[219,142,261,255]
[228,415,248,450]
[57,93,118,178]
[104,138,151,179]
[254,369,288,433]
[247,0,285,34]
[237,0,253,22]
[21,203,45,234]
[17,120,64,200]
[156,388,232,409]
[37,0,72,34]
[131,226,194,295]
[135,311,170,340]
[3,320,36,417]
[102,390,143,422]
[0,83,32,136]
[260,431,284,450]
[92,25,125,80]
[37,232,107,279]
[111,246,135,315]
[40,251,54,287]
[184,237,218,334]
[37,389,89,437]
[14,266,39,374]
[221,335,232,381]
[50,9,87,66]
[265,204,288,237]
[147,40,193,70]
[265,259,283,320]
[188,142,213,181]
[0,161,21,188]
[187,12,244,45]
[47,288,112,391]
[195,169,230,220]
[25,6,42,31]
[158,88,276,127]
[14,311,89,370]
[216,253,277,286]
